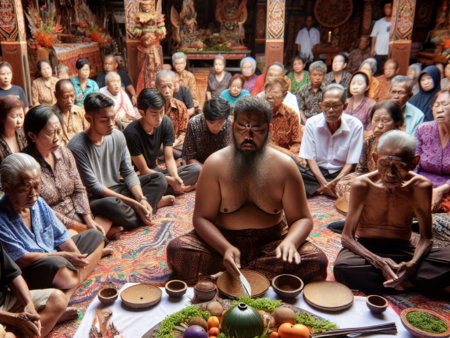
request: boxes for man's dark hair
[37,59,52,72]
[23,105,64,145]
[55,79,74,93]
[203,97,231,121]
[137,88,166,113]
[84,92,115,117]
[234,96,273,127]
[75,58,91,70]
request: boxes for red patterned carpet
[47,193,450,337]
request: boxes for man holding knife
[167,96,328,285]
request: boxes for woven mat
[47,194,450,337]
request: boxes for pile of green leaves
[295,313,338,333]
[406,312,448,334]
[158,306,211,338]
[232,297,282,313]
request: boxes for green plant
[406,312,447,334]
[295,313,338,333]
[158,306,211,338]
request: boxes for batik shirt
[296,83,325,119]
[0,130,27,165]
[0,196,71,261]
[182,114,232,163]
[70,77,99,107]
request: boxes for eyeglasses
[322,103,343,110]
[432,101,450,109]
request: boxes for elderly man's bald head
[104,55,118,73]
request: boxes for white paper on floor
[73,284,412,338]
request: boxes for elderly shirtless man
[167,96,328,284]
[334,130,450,295]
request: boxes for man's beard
[230,133,271,188]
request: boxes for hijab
[409,65,441,122]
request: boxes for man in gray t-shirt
[68,93,169,231]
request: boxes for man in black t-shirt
[0,242,71,336]
[124,88,201,195]
[173,73,195,117]
[95,55,137,106]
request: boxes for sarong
[166,221,328,285]
[334,237,450,295]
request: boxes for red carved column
[0,0,31,101]
[388,0,416,75]
[361,0,374,36]
[264,0,285,71]
[124,0,140,87]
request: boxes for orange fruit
[209,327,220,336]
[269,332,280,338]
[207,316,220,329]
[278,323,309,338]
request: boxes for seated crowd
[0,41,449,335]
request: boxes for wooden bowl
[98,287,118,305]
[272,274,304,299]
[165,280,187,298]
[366,295,388,313]
[120,284,162,309]
[401,308,450,338]
[335,196,349,216]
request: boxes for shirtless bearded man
[334,130,450,295]
[167,96,328,284]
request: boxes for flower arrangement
[25,1,62,48]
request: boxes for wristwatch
[139,196,148,202]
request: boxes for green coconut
[222,303,264,338]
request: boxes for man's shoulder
[123,119,141,136]
[408,172,433,190]
[297,83,311,94]
[203,147,231,170]
[189,113,203,126]
[171,97,187,110]
[343,113,364,130]
[305,112,324,124]
[67,132,86,149]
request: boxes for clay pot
[165,280,187,298]
[194,277,217,302]
[98,287,118,305]
[366,295,388,314]
[272,274,304,299]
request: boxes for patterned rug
[47,193,450,337]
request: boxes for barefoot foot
[106,226,126,240]
[184,184,197,192]
[102,248,114,257]
[157,195,176,208]
[57,307,78,323]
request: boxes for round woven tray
[216,269,270,299]
[120,284,162,309]
[303,281,354,312]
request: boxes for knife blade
[238,270,252,297]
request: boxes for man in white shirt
[100,72,140,125]
[295,15,320,61]
[370,2,392,75]
[299,84,364,198]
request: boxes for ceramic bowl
[98,287,118,305]
[272,274,304,299]
[165,280,187,298]
[401,308,450,338]
[366,295,388,313]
